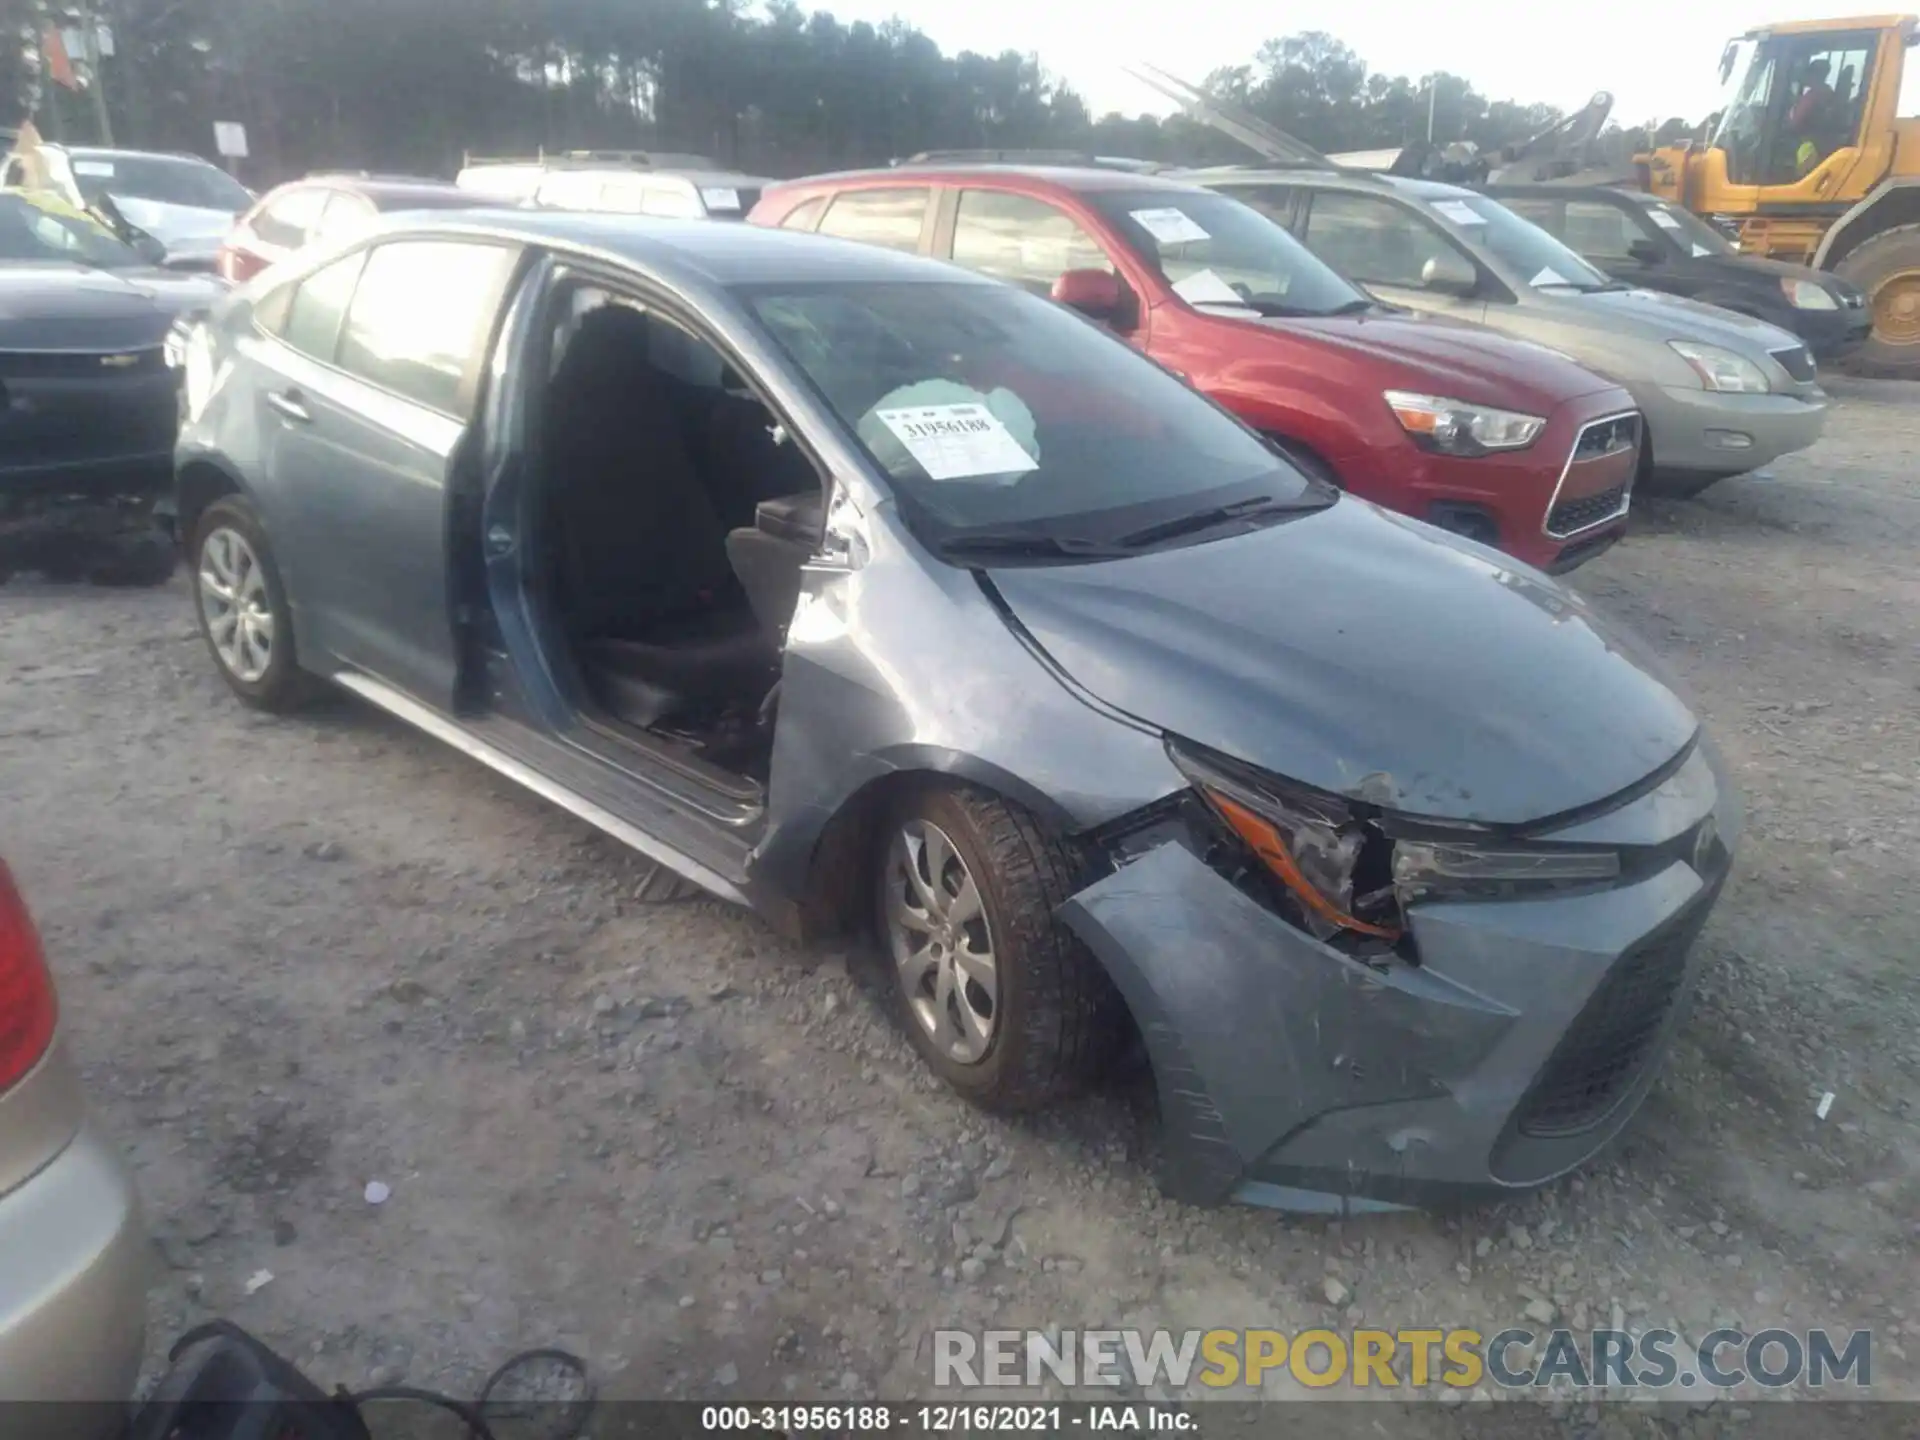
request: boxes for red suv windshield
[1084,189,1370,318]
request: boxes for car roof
[1181,165,1481,202]
[360,208,1003,289]
[297,177,489,209]
[60,145,221,166]
[1482,181,1644,201]
[774,164,1208,196]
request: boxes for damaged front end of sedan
[1057,735,1736,1215]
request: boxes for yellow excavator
[1640,15,1920,374]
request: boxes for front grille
[1514,886,1716,1139]
[1770,344,1817,383]
[1549,482,1629,537]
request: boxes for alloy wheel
[884,819,999,1064]
[198,526,274,684]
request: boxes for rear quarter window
[777,195,828,232]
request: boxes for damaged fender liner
[1058,840,1515,1209]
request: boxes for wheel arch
[174,455,253,550]
[1812,179,1920,270]
[783,748,1089,942]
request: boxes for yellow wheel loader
[1642,16,1920,375]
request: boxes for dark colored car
[216,174,493,285]
[0,192,222,584]
[173,211,1739,1213]
[1484,184,1873,362]
[750,165,1641,573]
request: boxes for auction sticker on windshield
[73,160,117,177]
[1433,200,1485,226]
[1130,207,1211,245]
[700,187,742,211]
[876,403,1038,481]
[1648,209,1683,231]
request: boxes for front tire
[873,785,1126,1112]
[191,497,316,711]
[1833,223,1920,378]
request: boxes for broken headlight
[1168,739,1622,945]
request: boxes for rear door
[253,236,522,705]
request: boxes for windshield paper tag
[700,186,741,211]
[1691,244,1712,256]
[73,160,117,177]
[1171,269,1249,307]
[1649,209,1683,231]
[876,404,1038,482]
[1530,266,1571,287]
[1433,199,1485,225]
[1130,207,1211,245]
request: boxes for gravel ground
[2,378,1916,1428]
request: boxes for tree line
[2,0,1692,183]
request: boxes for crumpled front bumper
[1060,745,1738,1212]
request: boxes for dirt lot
[3,378,1916,1424]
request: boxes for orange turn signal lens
[1208,791,1402,941]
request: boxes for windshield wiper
[1327,298,1376,315]
[935,531,1125,562]
[1112,494,1313,549]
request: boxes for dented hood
[987,498,1697,826]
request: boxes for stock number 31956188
[700,1405,1067,1432]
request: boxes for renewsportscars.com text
[934,1327,1873,1392]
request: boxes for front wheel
[873,785,1126,1112]
[191,497,316,711]
[1833,223,1920,378]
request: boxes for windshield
[0,193,142,267]
[68,152,251,212]
[1084,188,1369,317]
[1436,195,1613,291]
[739,280,1322,552]
[1633,196,1736,257]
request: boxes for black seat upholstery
[700,388,821,530]
[727,491,824,642]
[543,303,776,728]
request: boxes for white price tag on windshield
[875,403,1038,481]
[1172,269,1248,307]
[73,160,116,177]
[1649,209,1683,231]
[1691,244,1712,257]
[700,186,741,212]
[1433,200,1485,225]
[1530,266,1572,287]
[1130,207,1211,245]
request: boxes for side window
[1,158,26,187]
[336,240,518,414]
[599,177,647,214]
[1303,191,1462,288]
[253,187,328,249]
[1562,201,1642,260]
[1225,184,1297,228]
[779,195,828,232]
[950,190,1112,294]
[815,188,930,253]
[534,172,605,210]
[639,184,702,219]
[276,252,368,361]
[314,192,375,243]
[1499,197,1563,233]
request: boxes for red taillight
[0,860,58,1094]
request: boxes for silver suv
[1185,166,1828,497]
[455,149,771,221]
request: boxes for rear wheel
[873,785,1125,1112]
[191,497,317,711]
[1832,223,1920,378]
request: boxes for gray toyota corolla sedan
[171,211,1740,1212]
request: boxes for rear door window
[816,188,931,253]
[253,187,329,249]
[335,240,519,415]
[275,252,368,361]
[950,190,1112,294]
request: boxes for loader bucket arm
[1487,92,1616,182]
[1125,63,1337,168]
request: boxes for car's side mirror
[1052,268,1122,319]
[1419,254,1480,298]
[1627,238,1666,266]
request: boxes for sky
[807,0,1843,128]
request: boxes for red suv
[749,164,1641,572]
